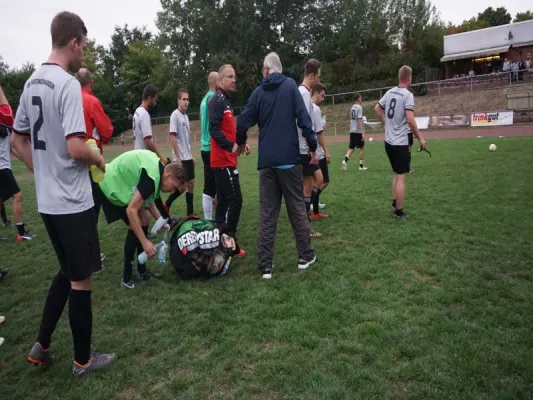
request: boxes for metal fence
[110,68,533,144]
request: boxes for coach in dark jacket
[237,52,318,279]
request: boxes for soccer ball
[489,144,497,152]
[369,137,374,142]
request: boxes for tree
[513,10,533,23]
[477,7,511,27]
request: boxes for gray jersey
[133,106,152,150]
[170,109,192,161]
[0,130,11,170]
[13,63,93,215]
[297,85,313,154]
[350,104,363,133]
[378,86,414,146]
[312,103,325,160]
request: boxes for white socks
[202,194,214,220]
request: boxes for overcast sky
[0,0,531,68]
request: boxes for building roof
[442,19,533,62]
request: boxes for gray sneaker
[120,279,135,289]
[298,254,317,270]
[27,342,53,367]
[72,352,117,376]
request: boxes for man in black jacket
[237,52,317,279]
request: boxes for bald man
[200,71,218,220]
[75,68,113,154]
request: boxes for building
[441,20,533,79]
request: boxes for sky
[0,0,531,68]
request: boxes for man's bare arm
[406,110,426,149]
[375,104,385,125]
[169,134,181,163]
[11,134,34,171]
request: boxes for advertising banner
[471,111,513,127]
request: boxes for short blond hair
[398,65,412,83]
[165,162,185,182]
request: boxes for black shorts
[300,154,317,177]
[408,132,414,146]
[385,142,410,175]
[41,209,101,281]
[93,183,129,225]
[0,168,21,201]
[349,133,364,149]
[182,159,195,181]
[319,158,329,184]
[201,151,216,197]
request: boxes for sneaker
[72,352,117,376]
[27,342,53,366]
[319,203,326,210]
[100,253,105,262]
[134,269,161,281]
[359,166,368,171]
[341,160,347,171]
[18,231,37,241]
[309,213,328,221]
[393,210,409,220]
[0,268,8,279]
[2,220,14,227]
[298,254,317,270]
[262,268,273,280]
[120,279,135,289]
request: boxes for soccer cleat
[236,248,246,257]
[72,352,117,376]
[359,166,368,171]
[0,268,9,279]
[298,254,317,270]
[120,279,135,289]
[27,342,53,366]
[18,231,37,241]
[262,268,273,280]
[134,269,161,281]
[309,213,328,221]
[341,160,347,171]
[393,210,409,220]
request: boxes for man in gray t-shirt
[342,93,367,171]
[166,89,196,216]
[12,11,115,375]
[375,65,426,219]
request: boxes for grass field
[1,137,533,399]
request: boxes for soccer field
[1,137,533,399]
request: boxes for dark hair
[311,83,326,96]
[304,58,321,77]
[143,84,158,100]
[354,92,361,102]
[51,11,87,48]
[178,89,189,100]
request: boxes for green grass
[1,138,533,399]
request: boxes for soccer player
[12,11,116,375]
[209,64,248,256]
[93,150,184,289]
[309,83,329,221]
[0,84,36,241]
[342,93,367,171]
[133,84,167,165]
[298,59,321,236]
[165,89,196,217]
[375,65,427,219]
[200,72,218,220]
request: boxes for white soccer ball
[489,144,497,152]
[369,137,373,142]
